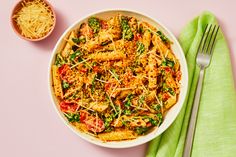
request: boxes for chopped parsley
[62,80,69,89]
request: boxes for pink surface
[1,0,235,157]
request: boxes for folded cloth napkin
[146,11,236,157]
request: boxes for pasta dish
[51,14,181,141]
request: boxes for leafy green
[88,17,101,33]
[162,58,175,68]
[91,75,96,94]
[138,95,145,105]
[138,27,144,34]
[72,37,86,44]
[104,126,114,132]
[124,94,133,108]
[168,87,175,96]
[135,127,149,135]
[104,116,113,128]
[123,109,132,115]
[70,50,81,61]
[55,54,65,67]
[136,41,145,54]
[64,113,80,122]
[157,113,163,125]
[157,31,169,43]
[151,104,161,112]
[121,17,133,40]
[62,80,69,89]
[149,118,158,126]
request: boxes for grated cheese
[13,0,55,39]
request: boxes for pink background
[1,0,235,157]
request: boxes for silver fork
[183,24,220,157]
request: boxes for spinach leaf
[157,31,169,43]
[70,50,81,61]
[162,58,175,68]
[124,94,133,108]
[72,37,86,44]
[88,17,101,33]
[135,127,149,135]
[136,41,145,54]
[55,54,65,67]
[121,17,133,40]
[91,75,96,94]
[64,113,80,122]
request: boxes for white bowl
[48,9,188,148]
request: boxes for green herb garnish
[157,113,163,125]
[62,80,69,89]
[88,17,101,34]
[91,75,96,94]
[135,127,149,135]
[124,94,133,108]
[157,31,169,43]
[55,54,65,67]
[70,50,81,61]
[64,113,80,122]
[121,17,133,40]
[136,41,145,54]
[72,37,86,44]
[123,109,132,115]
[162,58,175,68]
[149,118,158,126]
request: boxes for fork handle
[183,68,205,157]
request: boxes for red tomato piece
[60,101,78,112]
[80,68,87,73]
[165,67,171,73]
[163,93,170,101]
[104,83,111,91]
[58,64,72,82]
[92,66,100,73]
[79,111,89,123]
[84,116,105,133]
[101,20,108,29]
[134,33,141,41]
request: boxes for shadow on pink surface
[31,9,69,52]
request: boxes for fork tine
[197,24,208,53]
[206,25,216,54]
[201,24,212,53]
[209,26,220,55]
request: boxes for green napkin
[146,11,236,157]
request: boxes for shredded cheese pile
[13,0,55,39]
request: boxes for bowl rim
[48,8,188,148]
[10,0,56,42]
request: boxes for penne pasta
[52,65,63,98]
[98,130,136,141]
